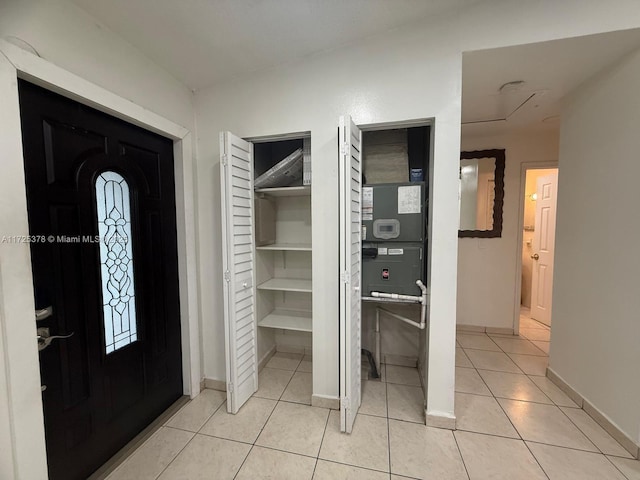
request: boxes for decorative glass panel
[96,171,137,354]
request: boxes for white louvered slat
[220,131,258,414]
[338,115,362,434]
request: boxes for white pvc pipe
[375,308,381,374]
[377,307,426,330]
[369,280,429,378]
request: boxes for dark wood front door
[19,80,183,480]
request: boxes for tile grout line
[231,444,254,480]
[525,375,580,408]
[525,439,622,456]
[604,455,635,480]
[485,368,551,479]
[457,389,561,408]
[384,365,392,476]
[479,376,557,407]
[152,428,198,480]
[522,439,552,479]
[234,359,312,478]
[451,431,471,480]
[462,349,526,375]
[554,403,612,456]
[314,399,333,475]
[146,393,229,480]
[463,343,548,358]
[475,363,522,441]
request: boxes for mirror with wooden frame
[458,149,505,238]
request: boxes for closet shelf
[254,186,311,197]
[257,278,312,293]
[256,243,312,251]
[258,310,312,332]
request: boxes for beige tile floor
[107,319,640,480]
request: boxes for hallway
[455,318,638,479]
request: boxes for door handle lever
[35,306,53,322]
[37,327,74,351]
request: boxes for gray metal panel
[362,242,424,296]
[361,182,425,242]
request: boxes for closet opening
[359,121,432,425]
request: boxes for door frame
[0,40,201,479]
[512,161,558,336]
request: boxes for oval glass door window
[96,171,138,354]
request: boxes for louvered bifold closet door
[338,116,362,433]
[220,131,258,414]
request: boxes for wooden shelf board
[256,243,312,251]
[257,278,312,293]
[254,186,310,197]
[258,310,312,332]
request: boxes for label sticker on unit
[398,185,421,214]
[377,247,388,255]
[382,268,389,280]
[388,248,404,255]
[362,186,373,221]
[362,225,367,240]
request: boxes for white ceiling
[68,2,640,134]
[72,0,479,91]
[462,29,640,137]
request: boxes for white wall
[551,47,640,444]
[0,1,195,477]
[194,0,640,424]
[0,0,194,130]
[458,130,559,330]
[195,8,463,418]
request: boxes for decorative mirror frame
[458,149,505,238]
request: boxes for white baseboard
[547,367,639,459]
[258,345,277,372]
[545,368,583,407]
[203,378,226,392]
[384,354,417,367]
[457,324,514,335]
[426,412,456,430]
[486,326,514,335]
[456,324,485,333]
[312,394,339,410]
[275,344,305,355]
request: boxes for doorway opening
[518,166,558,351]
[357,119,432,427]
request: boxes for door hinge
[222,154,228,166]
[341,396,350,410]
[228,382,234,393]
[340,271,350,284]
[224,270,230,282]
[340,143,348,156]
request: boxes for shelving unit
[252,137,313,343]
[221,131,313,412]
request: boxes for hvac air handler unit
[361,182,426,297]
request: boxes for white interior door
[530,172,558,326]
[338,115,362,433]
[220,131,258,413]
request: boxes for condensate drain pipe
[372,280,428,330]
[370,280,428,375]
